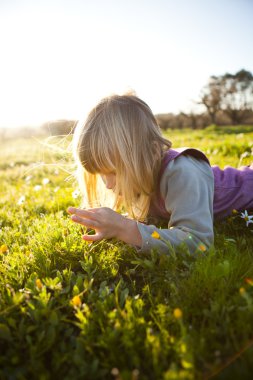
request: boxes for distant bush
[41,120,77,136]
[156,110,253,130]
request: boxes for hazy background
[0,0,253,128]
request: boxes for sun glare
[0,0,252,128]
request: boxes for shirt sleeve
[136,155,214,255]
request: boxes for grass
[0,126,253,380]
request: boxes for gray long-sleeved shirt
[136,155,214,254]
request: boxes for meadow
[0,125,253,380]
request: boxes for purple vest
[149,148,253,220]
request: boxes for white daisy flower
[17,196,25,205]
[240,210,253,227]
[72,189,80,199]
[42,178,50,185]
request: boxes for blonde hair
[73,94,171,220]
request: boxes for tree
[221,69,253,124]
[199,69,253,125]
[199,76,222,124]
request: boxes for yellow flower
[232,209,238,215]
[173,308,183,319]
[0,244,8,254]
[181,359,193,369]
[36,279,43,290]
[151,231,160,239]
[71,295,82,308]
[180,343,187,353]
[245,278,253,286]
[239,287,246,295]
[198,243,206,252]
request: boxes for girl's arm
[136,155,214,254]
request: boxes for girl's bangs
[79,140,116,175]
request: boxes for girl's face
[100,173,116,191]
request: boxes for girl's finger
[67,207,97,220]
[82,232,104,242]
[71,215,99,228]
[67,207,77,214]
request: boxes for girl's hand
[67,207,142,246]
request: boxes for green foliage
[0,131,253,380]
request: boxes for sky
[0,0,252,128]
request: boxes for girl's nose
[101,174,116,190]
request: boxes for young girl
[67,94,253,255]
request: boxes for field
[0,125,253,380]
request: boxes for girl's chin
[111,189,121,196]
